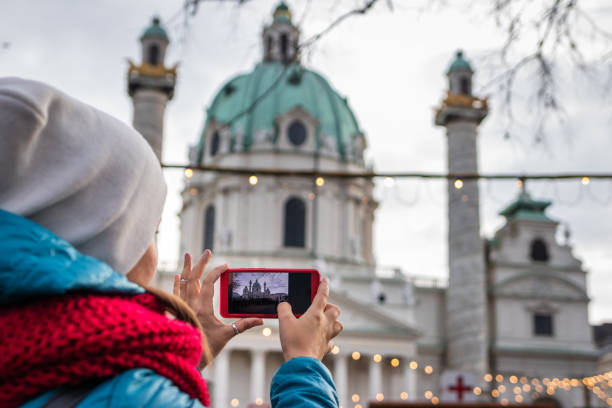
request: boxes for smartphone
[220,268,320,318]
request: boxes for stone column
[334,353,348,407]
[403,358,417,401]
[213,349,229,408]
[250,350,266,404]
[368,356,382,401]
[131,89,168,160]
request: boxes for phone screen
[227,271,312,315]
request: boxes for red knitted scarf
[0,293,210,407]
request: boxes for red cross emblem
[448,375,473,401]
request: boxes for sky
[1,0,611,323]
[231,273,288,295]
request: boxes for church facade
[128,4,600,408]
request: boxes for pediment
[328,289,419,337]
[492,272,588,301]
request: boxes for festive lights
[384,177,395,187]
[431,396,440,404]
[509,375,518,383]
[425,365,434,374]
[373,354,382,363]
[484,373,493,382]
[376,393,384,401]
[315,176,325,186]
[255,397,264,405]
[582,176,590,185]
[454,179,464,189]
[352,394,360,402]
[231,398,239,407]
[249,175,258,185]
[352,351,361,360]
[496,374,504,382]
[498,385,506,393]
[473,387,482,395]
[331,345,340,355]
[184,168,194,178]
[491,390,500,398]
[424,390,433,399]
[500,398,509,406]
[391,358,400,367]
[410,361,418,370]
[400,392,408,400]
[262,327,272,336]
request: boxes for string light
[496,374,504,382]
[410,361,418,370]
[189,188,197,196]
[454,179,464,189]
[582,176,590,185]
[473,387,482,395]
[491,390,500,398]
[308,192,316,200]
[431,396,440,404]
[355,404,362,408]
[384,177,395,187]
[424,365,434,374]
[331,345,340,355]
[352,351,361,360]
[513,386,521,394]
[523,384,531,392]
[184,168,194,178]
[262,327,271,336]
[498,385,506,393]
[373,354,382,363]
[249,175,258,185]
[352,394,360,402]
[400,392,408,400]
[255,397,264,405]
[510,375,518,383]
[376,393,384,401]
[425,390,433,399]
[231,398,239,407]
[391,358,400,367]
[315,176,325,186]
[500,398,509,406]
[484,374,493,382]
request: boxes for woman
[0,77,342,407]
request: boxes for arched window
[266,35,273,56]
[459,77,471,95]
[287,120,307,146]
[203,205,215,251]
[280,34,288,61]
[530,238,549,262]
[148,44,160,66]
[283,197,305,247]
[210,131,220,157]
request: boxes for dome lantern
[447,50,474,96]
[263,2,300,63]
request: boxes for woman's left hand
[173,250,263,362]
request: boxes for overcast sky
[2,0,611,323]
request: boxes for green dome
[141,17,168,41]
[447,50,473,73]
[198,62,363,161]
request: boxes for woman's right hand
[277,278,343,361]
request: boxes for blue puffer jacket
[0,209,338,408]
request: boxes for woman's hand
[277,278,343,361]
[173,250,263,361]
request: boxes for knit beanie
[0,77,167,275]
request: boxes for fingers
[173,274,181,297]
[181,253,192,280]
[233,318,264,334]
[330,321,343,339]
[202,263,229,287]
[277,302,295,323]
[193,249,212,281]
[312,278,329,311]
[324,303,340,320]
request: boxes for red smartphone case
[220,268,320,318]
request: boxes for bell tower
[127,17,177,161]
[434,50,489,377]
[262,2,300,63]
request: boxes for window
[534,313,553,336]
[148,44,160,66]
[204,205,215,251]
[210,131,220,157]
[530,238,549,262]
[266,36,273,56]
[280,33,288,61]
[283,197,305,247]
[459,77,471,95]
[287,120,307,146]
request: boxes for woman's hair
[143,285,213,367]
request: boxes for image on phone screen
[227,272,311,315]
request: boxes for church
[126,4,600,408]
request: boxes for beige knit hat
[0,77,167,275]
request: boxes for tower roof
[447,50,473,74]
[198,62,362,161]
[499,186,555,222]
[273,2,292,23]
[140,17,169,41]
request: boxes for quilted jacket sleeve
[270,357,339,408]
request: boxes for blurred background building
[128,4,602,408]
